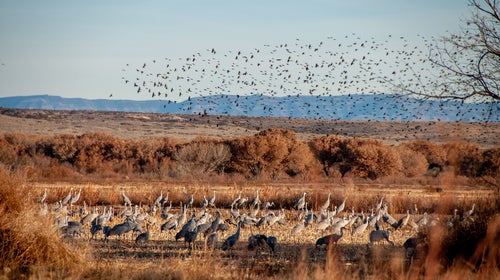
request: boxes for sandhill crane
[416,212,428,228]
[195,222,211,236]
[249,190,260,209]
[206,232,218,250]
[185,225,199,250]
[368,209,381,227]
[79,201,88,217]
[89,207,111,238]
[161,219,178,232]
[175,214,197,241]
[291,221,305,235]
[207,190,216,207]
[369,229,394,246]
[154,190,163,208]
[185,194,194,209]
[231,191,242,208]
[159,190,169,206]
[236,196,248,209]
[413,203,419,215]
[304,207,316,227]
[104,220,141,242]
[316,217,331,232]
[121,188,132,207]
[331,217,350,234]
[320,192,331,212]
[221,221,242,251]
[177,204,188,226]
[204,210,221,237]
[375,197,384,211]
[352,217,369,238]
[261,201,274,210]
[382,211,399,229]
[61,188,73,205]
[81,207,99,226]
[267,209,284,227]
[250,203,260,218]
[316,227,345,248]
[161,201,173,220]
[396,210,410,230]
[38,188,47,204]
[337,197,347,214]
[200,195,209,208]
[135,224,150,245]
[61,220,84,237]
[293,192,307,210]
[69,188,81,207]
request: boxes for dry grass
[0,176,495,279]
[0,167,90,279]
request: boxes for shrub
[343,138,403,179]
[0,166,85,273]
[172,138,231,176]
[228,128,316,179]
[395,144,428,177]
[308,135,344,176]
[443,142,483,177]
[480,148,500,178]
[404,140,447,169]
[310,136,403,179]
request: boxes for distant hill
[0,94,498,122]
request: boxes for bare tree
[391,0,499,103]
[172,140,231,176]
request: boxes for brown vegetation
[0,167,87,278]
[0,168,499,279]
[0,128,498,187]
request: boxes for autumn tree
[309,135,345,177]
[310,136,403,179]
[342,138,402,179]
[228,128,316,179]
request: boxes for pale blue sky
[0,1,471,101]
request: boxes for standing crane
[320,192,331,213]
[293,192,307,210]
[249,190,260,209]
[121,187,132,207]
[207,190,216,207]
[221,221,242,251]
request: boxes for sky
[0,1,472,102]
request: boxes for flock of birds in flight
[38,187,476,257]
[120,34,497,122]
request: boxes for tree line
[0,128,498,183]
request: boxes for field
[1,108,499,147]
[0,109,499,279]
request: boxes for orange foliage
[0,130,496,183]
[228,128,317,179]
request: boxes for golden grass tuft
[0,166,90,278]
